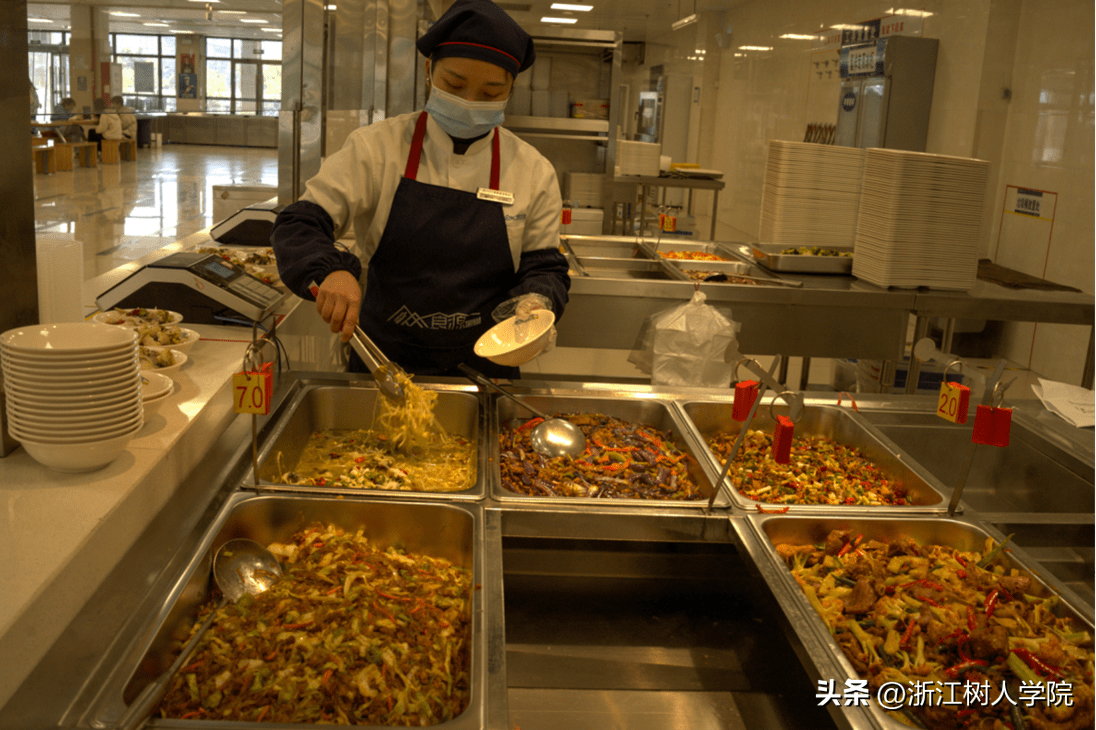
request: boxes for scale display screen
[200,258,236,281]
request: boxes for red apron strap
[490,128,500,190]
[404,111,429,180]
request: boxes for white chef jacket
[301,111,562,273]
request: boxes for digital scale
[95,252,289,325]
[210,199,281,247]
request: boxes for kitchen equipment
[208,198,281,247]
[114,539,282,730]
[458,363,586,458]
[95,252,288,325]
[834,35,938,151]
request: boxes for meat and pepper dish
[499,412,703,500]
[156,522,473,724]
[709,429,911,506]
[778,529,1094,729]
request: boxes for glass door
[234,61,281,115]
[28,44,69,119]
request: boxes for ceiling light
[738,45,772,51]
[240,18,269,23]
[671,13,696,31]
[550,3,592,10]
[260,27,282,32]
[886,8,934,17]
[144,22,169,27]
[829,24,865,31]
[28,17,53,23]
[219,9,246,12]
[111,11,140,16]
[780,33,817,40]
[325,4,337,9]
[541,16,577,24]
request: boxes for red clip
[561,209,572,225]
[972,405,1011,447]
[837,391,859,412]
[952,383,971,424]
[732,380,759,421]
[772,415,794,464]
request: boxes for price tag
[936,381,970,424]
[561,209,572,225]
[772,415,795,464]
[732,380,759,422]
[972,405,1012,447]
[233,362,272,415]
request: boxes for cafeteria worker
[272,0,569,379]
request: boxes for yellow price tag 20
[232,367,272,415]
[936,381,970,424]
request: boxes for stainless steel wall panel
[387,0,419,116]
[279,0,325,204]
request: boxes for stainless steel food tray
[492,393,726,508]
[736,514,1096,730]
[247,383,486,500]
[677,399,951,515]
[79,493,490,729]
[751,243,854,274]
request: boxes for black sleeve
[270,200,363,300]
[507,248,571,320]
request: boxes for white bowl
[8,398,142,425]
[135,327,200,356]
[7,385,140,411]
[142,390,172,419]
[11,412,143,439]
[16,427,141,472]
[1,322,137,354]
[5,378,140,403]
[92,309,183,326]
[140,371,174,401]
[2,359,138,382]
[139,349,187,377]
[1,348,137,368]
[474,310,556,367]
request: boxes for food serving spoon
[458,363,587,459]
[115,539,283,730]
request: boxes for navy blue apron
[353,111,520,379]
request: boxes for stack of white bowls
[1,322,143,472]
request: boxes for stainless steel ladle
[116,539,283,729]
[458,363,587,458]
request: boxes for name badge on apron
[477,187,514,206]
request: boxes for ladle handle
[457,364,551,421]
[112,600,223,730]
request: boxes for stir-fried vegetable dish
[779,246,852,257]
[499,412,703,500]
[135,322,190,348]
[99,307,178,326]
[156,523,473,724]
[709,430,910,506]
[139,346,178,371]
[278,377,475,492]
[778,529,1094,729]
[659,250,730,262]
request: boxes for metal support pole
[799,357,811,391]
[904,315,931,395]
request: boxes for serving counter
[2,364,1092,729]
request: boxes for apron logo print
[388,305,482,330]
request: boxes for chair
[31,142,57,175]
[54,142,76,172]
[72,141,98,168]
[100,139,122,164]
[120,138,138,162]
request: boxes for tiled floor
[33,144,278,281]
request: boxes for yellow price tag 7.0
[936,381,970,424]
[232,366,272,415]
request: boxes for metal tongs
[309,280,406,404]
[349,326,407,405]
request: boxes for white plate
[92,309,184,327]
[1,322,137,354]
[138,349,188,377]
[140,371,174,401]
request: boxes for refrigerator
[834,35,938,151]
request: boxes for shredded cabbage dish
[156,523,473,724]
[659,250,730,262]
[708,430,911,506]
[499,412,703,500]
[278,376,475,492]
[778,530,1094,729]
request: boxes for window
[111,33,176,112]
[27,31,70,118]
[205,37,282,115]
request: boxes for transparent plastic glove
[491,293,556,357]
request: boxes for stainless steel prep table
[5,376,1093,730]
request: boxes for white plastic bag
[628,291,740,387]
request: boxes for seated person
[111,95,137,140]
[86,98,123,151]
[54,97,86,143]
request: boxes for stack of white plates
[759,140,866,249]
[617,140,662,177]
[564,172,604,208]
[852,148,990,290]
[1,322,143,472]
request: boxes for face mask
[425,83,507,139]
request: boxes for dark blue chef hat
[417,0,535,77]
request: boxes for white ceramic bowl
[5,379,140,404]
[139,349,187,377]
[474,310,556,367]
[16,426,141,472]
[11,414,143,441]
[7,398,142,424]
[140,371,174,401]
[1,322,137,354]
[1,348,137,368]
[92,309,184,326]
[2,359,138,382]
[135,327,200,356]
[142,390,172,419]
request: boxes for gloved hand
[313,270,361,343]
[491,293,556,356]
